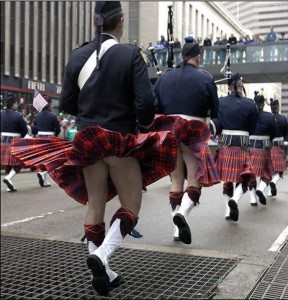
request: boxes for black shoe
[173,213,191,244]
[228,200,239,221]
[250,202,258,207]
[256,190,266,205]
[173,236,181,241]
[3,179,17,192]
[87,254,110,296]
[142,187,147,192]
[37,173,44,187]
[270,182,277,196]
[110,274,124,288]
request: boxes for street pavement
[1,169,288,299]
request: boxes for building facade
[221,1,288,115]
[1,1,250,112]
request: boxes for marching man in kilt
[268,100,288,196]
[1,94,28,192]
[153,40,220,244]
[32,94,61,188]
[249,92,277,206]
[210,73,258,221]
[12,1,177,296]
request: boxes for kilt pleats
[1,142,22,166]
[215,145,255,183]
[151,115,220,186]
[11,126,177,205]
[250,148,274,181]
[270,146,286,172]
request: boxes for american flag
[33,88,48,112]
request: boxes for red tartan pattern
[270,146,287,172]
[11,126,177,205]
[1,142,22,166]
[11,137,72,168]
[215,146,255,183]
[151,115,220,187]
[250,148,274,182]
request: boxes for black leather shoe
[87,255,111,296]
[250,202,258,206]
[228,200,239,221]
[270,182,277,196]
[256,190,266,205]
[3,179,17,192]
[37,173,44,187]
[173,213,191,244]
[110,274,124,288]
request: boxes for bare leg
[83,160,109,225]
[104,156,142,216]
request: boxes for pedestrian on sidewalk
[211,73,258,222]
[152,40,220,244]
[1,94,28,192]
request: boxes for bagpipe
[215,43,246,96]
[147,5,175,77]
[167,5,174,69]
[215,43,232,84]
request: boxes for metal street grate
[247,241,288,299]
[1,235,238,299]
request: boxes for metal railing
[143,41,288,68]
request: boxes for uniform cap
[182,42,200,58]
[6,96,17,107]
[95,1,122,19]
[254,95,265,104]
[227,73,241,86]
[43,95,51,104]
[270,100,279,107]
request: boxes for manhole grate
[1,235,238,299]
[247,241,288,299]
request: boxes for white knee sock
[177,193,195,220]
[224,194,231,217]
[5,168,16,180]
[171,205,180,238]
[257,180,267,193]
[88,241,118,282]
[271,173,281,184]
[249,188,257,205]
[231,183,244,203]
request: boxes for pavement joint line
[1,230,241,260]
[268,225,288,252]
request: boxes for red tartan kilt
[270,146,286,172]
[12,126,177,205]
[151,115,220,186]
[11,137,72,168]
[1,143,22,166]
[250,148,274,181]
[215,146,255,183]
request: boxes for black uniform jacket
[251,110,277,148]
[1,109,28,138]
[60,34,156,136]
[273,113,288,139]
[212,92,258,147]
[153,64,219,119]
[33,110,61,136]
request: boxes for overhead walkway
[145,41,288,84]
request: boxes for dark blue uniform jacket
[212,92,258,147]
[273,113,288,139]
[60,34,156,136]
[1,109,28,140]
[33,110,61,136]
[153,64,219,119]
[251,110,277,148]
